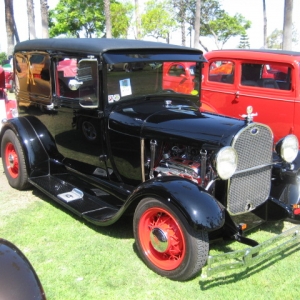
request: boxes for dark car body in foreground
[0,238,46,300]
[1,38,300,281]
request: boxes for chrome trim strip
[141,138,145,182]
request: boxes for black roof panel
[14,38,203,56]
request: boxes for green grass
[1,162,300,299]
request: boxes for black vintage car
[1,38,300,281]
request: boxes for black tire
[1,129,30,190]
[133,197,209,281]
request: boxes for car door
[234,61,295,143]
[201,59,238,114]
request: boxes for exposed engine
[151,142,215,188]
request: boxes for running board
[29,174,120,225]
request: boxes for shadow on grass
[31,188,134,240]
[198,242,300,290]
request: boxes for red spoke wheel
[134,197,209,281]
[1,129,30,190]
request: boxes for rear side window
[208,60,234,84]
[241,63,291,90]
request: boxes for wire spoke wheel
[134,197,209,281]
[5,142,19,179]
[1,129,30,190]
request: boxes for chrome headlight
[11,108,18,118]
[214,146,238,180]
[276,134,299,163]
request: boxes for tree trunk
[282,0,293,50]
[40,0,49,38]
[27,0,36,39]
[4,0,17,55]
[263,0,267,48]
[193,0,201,49]
[135,0,141,39]
[104,0,112,38]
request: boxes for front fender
[1,116,63,177]
[129,176,225,232]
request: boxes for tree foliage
[110,1,134,38]
[141,0,177,42]
[49,0,106,38]
[238,33,250,49]
[49,0,133,39]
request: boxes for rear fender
[129,176,225,231]
[1,116,63,177]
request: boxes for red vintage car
[201,49,300,144]
[162,62,199,94]
[0,66,18,129]
[2,64,14,93]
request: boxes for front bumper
[202,224,300,278]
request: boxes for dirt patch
[0,162,40,224]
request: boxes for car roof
[14,38,203,56]
[204,49,300,63]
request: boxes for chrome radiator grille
[227,123,273,215]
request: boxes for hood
[142,109,244,148]
[0,67,5,89]
[108,98,245,148]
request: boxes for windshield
[106,60,200,104]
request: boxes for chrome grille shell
[227,123,273,215]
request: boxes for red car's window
[208,60,234,84]
[241,63,291,90]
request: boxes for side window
[56,58,79,98]
[208,60,234,84]
[14,52,51,102]
[241,63,291,90]
[262,63,291,90]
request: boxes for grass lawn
[0,161,300,299]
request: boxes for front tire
[133,197,209,281]
[1,129,30,190]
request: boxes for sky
[0,0,299,53]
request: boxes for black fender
[128,176,225,232]
[0,116,63,177]
[271,151,300,206]
[0,238,46,300]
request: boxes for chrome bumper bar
[202,224,300,278]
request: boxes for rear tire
[133,197,209,281]
[1,129,30,190]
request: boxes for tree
[27,0,36,39]
[172,0,193,46]
[4,0,19,55]
[135,0,142,39]
[49,0,106,38]
[40,0,49,38]
[282,0,293,50]
[262,0,267,48]
[104,0,112,38]
[267,25,298,49]
[185,0,251,51]
[193,0,201,49]
[238,33,250,48]
[267,29,282,49]
[110,2,133,38]
[200,11,251,50]
[141,0,177,42]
